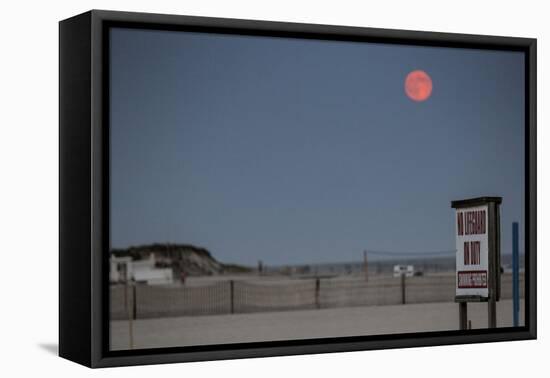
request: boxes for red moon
[405,70,433,102]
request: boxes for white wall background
[0,0,546,376]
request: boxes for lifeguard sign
[455,204,490,297]
[452,197,501,302]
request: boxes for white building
[110,254,173,285]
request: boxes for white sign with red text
[455,205,489,297]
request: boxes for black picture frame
[59,9,537,368]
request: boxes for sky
[109,27,525,266]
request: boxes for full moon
[405,70,433,102]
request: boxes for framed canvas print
[59,10,537,368]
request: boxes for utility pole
[512,222,520,327]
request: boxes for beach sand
[110,299,524,350]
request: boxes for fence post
[125,281,135,350]
[512,222,520,327]
[363,250,368,282]
[230,280,235,314]
[132,284,137,320]
[123,283,128,310]
[315,277,320,309]
[400,274,406,304]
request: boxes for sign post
[451,197,501,329]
